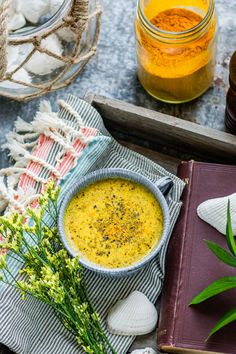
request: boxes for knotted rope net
[0,0,9,81]
[0,0,101,101]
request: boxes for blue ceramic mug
[58,168,171,277]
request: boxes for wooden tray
[85,93,236,174]
[1,94,236,354]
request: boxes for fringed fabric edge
[0,99,96,215]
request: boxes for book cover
[157,161,236,354]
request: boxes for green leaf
[207,308,236,340]
[205,240,236,268]
[226,201,236,257]
[190,277,236,305]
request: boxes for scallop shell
[197,193,236,235]
[131,349,157,354]
[25,34,64,75]
[107,291,158,336]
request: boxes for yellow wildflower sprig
[0,180,116,354]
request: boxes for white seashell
[7,12,26,31]
[1,44,32,89]
[17,43,34,65]
[7,0,20,17]
[10,0,22,13]
[107,291,158,336]
[7,46,20,68]
[49,0,64,16]
[25,34,64,75]
[197,193,236,235]
[57,28,77,43]
[131,348,157,354]
[10,65,31,84]
[18,0,49,23]
[6,43,33,70]
[7,0,25,31]
[0,65,31,89]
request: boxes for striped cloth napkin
[0,95,185,354]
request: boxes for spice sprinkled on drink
[135,0,217,103]
[64,178,163,268]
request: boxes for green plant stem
[21,238,48,266]
[68,272,115,352]
[0,182,117,354]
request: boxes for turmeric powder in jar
[135,0,217,103]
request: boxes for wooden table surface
[0,0,236,353]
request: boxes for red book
[157,161,236,354]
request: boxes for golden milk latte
[64,178,163,268]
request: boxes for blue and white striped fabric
[0,95,185,354]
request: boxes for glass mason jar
[135,0,217,104]
[0,0,101,101]
[225,51,236,134]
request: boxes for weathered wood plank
[119,140,180,175]
[85,93,236,164]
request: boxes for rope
[0,0,10,80]
[70,0,89,34]
[0,0,102,101]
